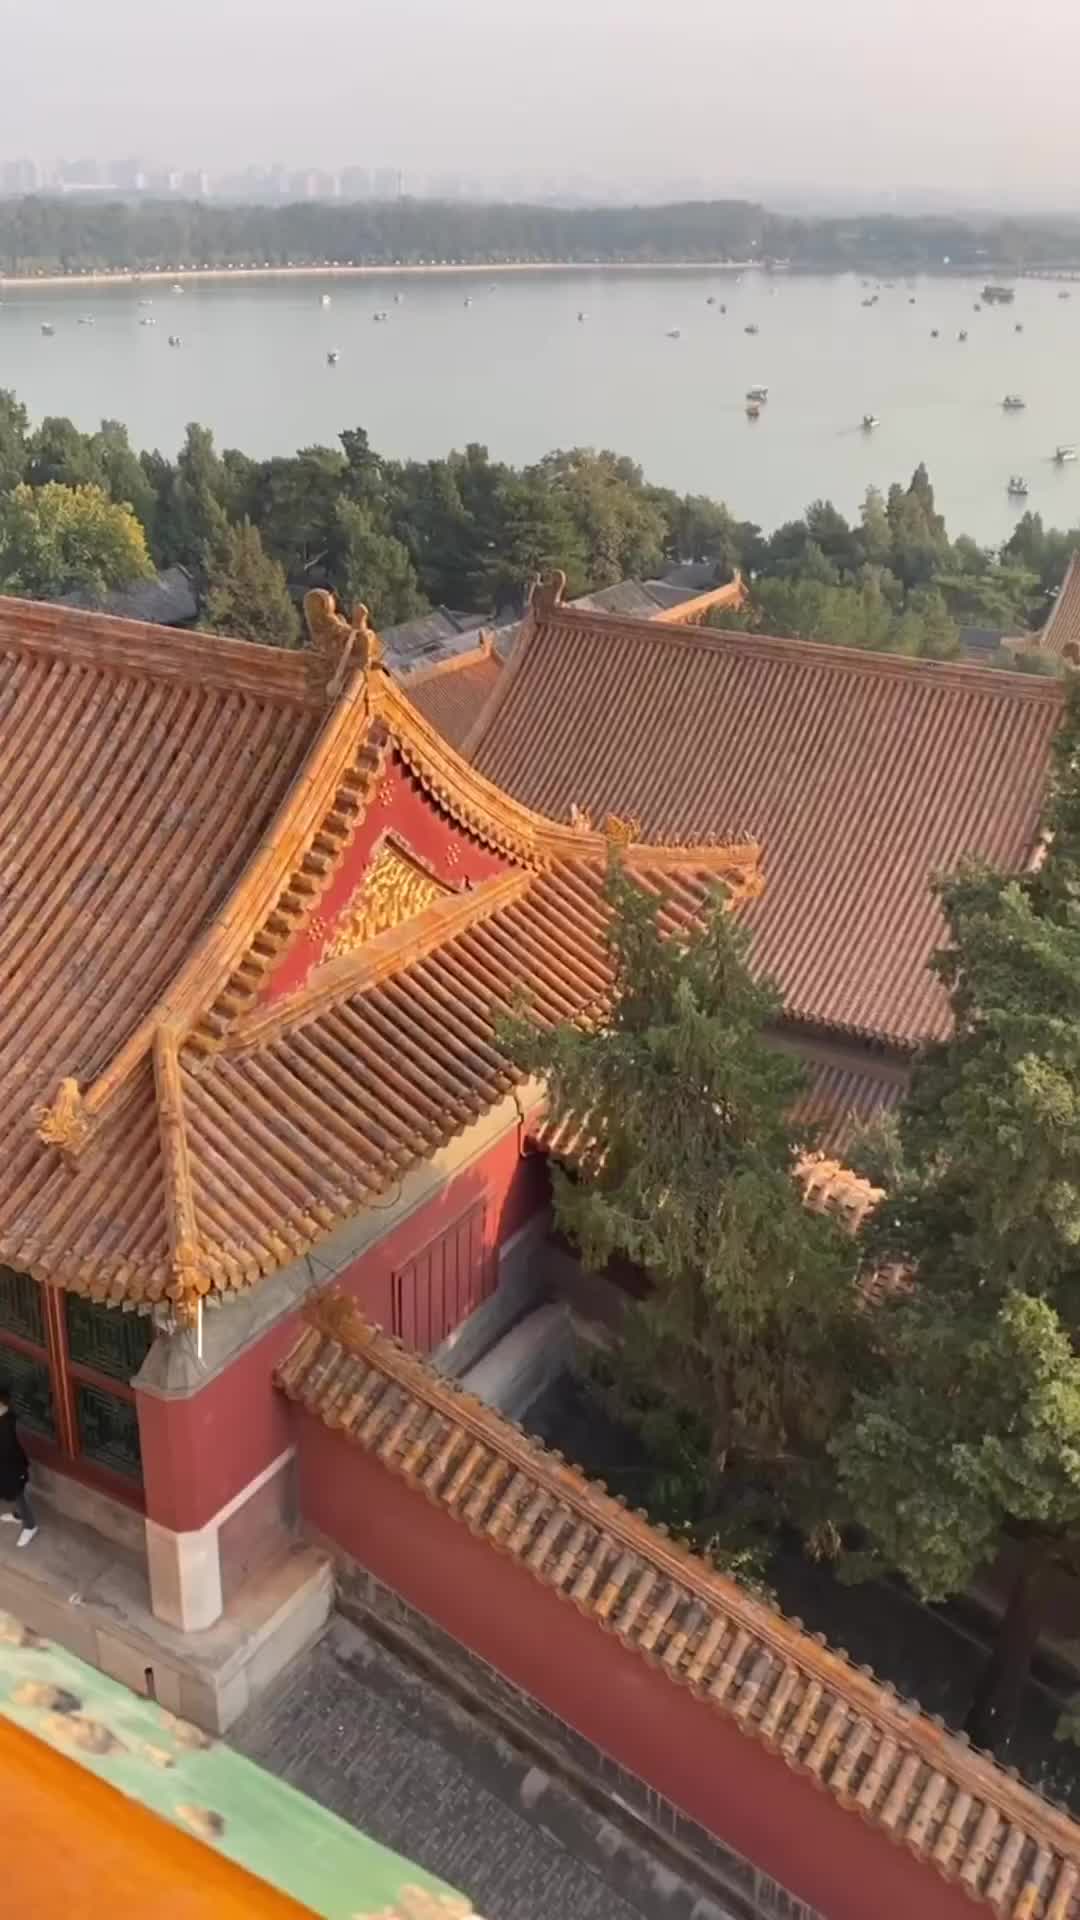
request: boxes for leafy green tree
[251,445,348,582]
[26,415,105,491]
[480,473,590,606]
[836,684,1080,1749]
[0,390,28,493]
[536,449,668,587]
[501,862,861,1512]
[90,420,158,533]
[203,517,300,648]
[332,499,426,628]
[155,424,230,580]
[0,481,153,599]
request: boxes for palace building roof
[279,1297,1080,1920]
[397,635,504,750]
[0,593,759,1318]
[463,580,1064,1051]
[1038,553,1080,664]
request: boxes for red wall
[137,1125,548,1534]
[265,756,508,1002]
[297,1425,981,1920]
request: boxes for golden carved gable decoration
[324,841,448,962]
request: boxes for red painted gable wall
[264,756,509,1003]
[296,1426,982,1920]
[137,1125,548,1534]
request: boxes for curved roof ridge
[0,594,317,707]
[376,668,762,878]
[509,600,1065,694]
[278,1298,1080,1920]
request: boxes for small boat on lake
[931,328,940,338]
[168,334,181,347]
[1016,323,1024,333]
[321,294,331,306]
[958,330,968,342]
[744,323,759,335]
[1008,474,1030,496]
[77,314,94,326]
[372,310,389,322]
[862,414,880,431]
[706,296,716,306]
[666,328,682,339]
[172,283,184,295]
[983,284,1015,304]
[327,349,340,365]
[40,323,55,336]
[578,311,588,322]
[1055,445,1078,463]
[746,385,769,401]
[464,297,473,308]
[1002,394,1026,410]
[139,316,156,327]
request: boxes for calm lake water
[3,267,1080,543]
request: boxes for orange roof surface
[464,587,1064,1047]
[279,1297,1080,1920]
[1039,554,1080,663]
[0,592,759,1314]
[396,637,503,750]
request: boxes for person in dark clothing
[0,1382,37,1546]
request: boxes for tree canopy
[835,681,1080,1748]
[0,481,153,599]
[501,861,862,1548]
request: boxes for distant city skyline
[6,0,1080,209]
[6,154,1080,218]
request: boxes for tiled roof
[399,640,503,751]
[1039,555,1080,663]
[58,564,199,628]
[786,1038,907,1155]
[278,1298,1080,1920]
[2,592,759,1313]
[0,596,327,1303]
[465,591,1063,1047]
[379,607,488,675]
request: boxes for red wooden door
[392,1203,491,1351]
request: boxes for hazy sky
[6,0,1080,199]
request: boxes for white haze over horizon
[5,0,1080,208]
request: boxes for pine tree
[501,861,861,1525]
[835,677,1080,1751]
[203,518,299,648]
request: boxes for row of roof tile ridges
[1039,555,1080,661]
[0,593,320,704]
[462,603,1064,1047]
[277,1303,1080,1920]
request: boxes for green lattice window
[75,1382,142,1479]
[66,1296,153,1384]
[0,1266,44,1346]
[0,1344,55,1439]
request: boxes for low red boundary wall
[297,1410,981,1920]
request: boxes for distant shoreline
[0,260,757,292]
[3,260,1078,294]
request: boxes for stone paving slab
[232,1615,739,1920]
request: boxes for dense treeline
[0,386,1075,657]
[4,195,1080,277]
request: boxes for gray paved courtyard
[232,1614,733,1920]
